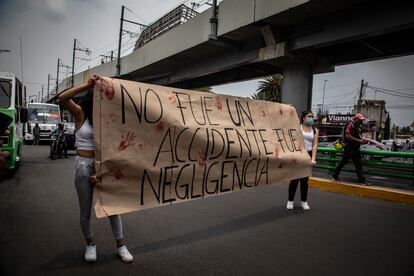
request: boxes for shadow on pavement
[39,204,298,271]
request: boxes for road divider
[308,177,414,205]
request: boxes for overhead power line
[313,80,360,91]
[366,85,414,98]
[124,6,148,24]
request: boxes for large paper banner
[93,77,311,218]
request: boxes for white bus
[24,103,61,143]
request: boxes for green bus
[0,71,27,171]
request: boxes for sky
[1,0,413,127]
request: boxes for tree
[251,75,282,102]
[384,115,391,140]
[400,126,411,135]
[196,87,213,93]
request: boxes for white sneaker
[286,201,294,210]
[118,245,133,263]
[300,201,310,210]
[84,244,97,262]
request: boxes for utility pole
[116,6,147,76]
[378,103,384,140]
[20,36,24,83]
[321,80,327,115]
[357,79,365,113]
[72,39,91,87]
[56,58,60,95]
[41,85,44,103]
[100,51,114,64]
[47,74,51,100]
[72,39,76,87]
[116,5,125,76]
[56,58,72,95]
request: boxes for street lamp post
[321,80,328,115]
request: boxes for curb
[308,177,414,205]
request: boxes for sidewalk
[309,177,414,205]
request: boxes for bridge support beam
[281,63,313,113]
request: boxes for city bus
[24,103,61,143]
[0,71,27,170]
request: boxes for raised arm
[58,75,98,124]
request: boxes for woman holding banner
[59,76,133,263]
[286,110,318,211]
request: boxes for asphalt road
[1,145,413,276]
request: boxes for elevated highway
[59,0,414,111]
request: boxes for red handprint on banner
[104,112,117,124]
[118,131,136,151]
[215,96,223,111]
[273,145,280,159]
[110,169,123,181]
[168,95,177,104]
[99,77,115,100]
[198,150,206,168]
[155,121,165,133]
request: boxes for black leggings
[288,151,311,201]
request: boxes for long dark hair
[300,110,313,125]
[78,88,93,126]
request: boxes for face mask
[355,120,363,127]
[304,118,314,126]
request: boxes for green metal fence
[316,147,414,184]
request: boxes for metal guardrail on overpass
[316,147,414,184]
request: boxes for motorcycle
[49,132,64,160]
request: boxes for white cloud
[29,0,67,23]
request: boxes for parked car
[381,139,393,151]
[318,135,341,148]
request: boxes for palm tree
[196,87,214,93]
[252,75,282,102]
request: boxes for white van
[381,140,393,151]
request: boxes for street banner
[93,77,311,218]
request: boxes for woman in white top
[286,110,318,210]
[59,76,133,263]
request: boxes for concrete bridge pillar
[281,63,313,113]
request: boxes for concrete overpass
[59,0,414,112]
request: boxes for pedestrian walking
[402,140,410,163]
[331,113,369,185]
[33,123,40,145]
[58,75,133,263]
[286,110,318,211]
